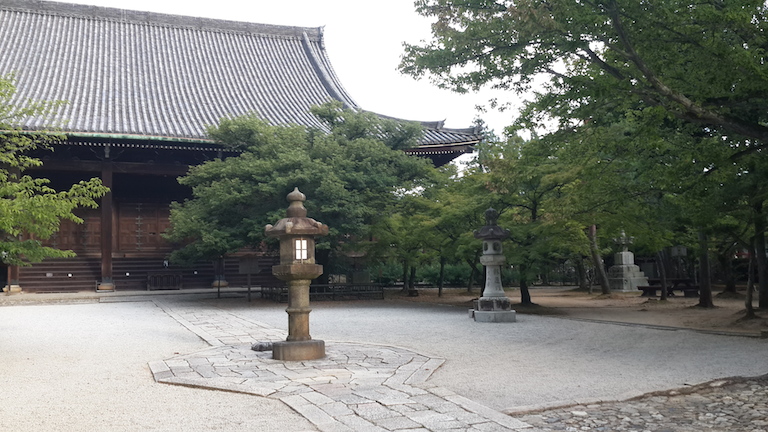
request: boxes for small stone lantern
[265,187,329,360]
[471,207,516,322]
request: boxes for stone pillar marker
[265,187,329,361]
[471,208,516,323]
[607,230,649,292]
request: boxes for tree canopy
[0,75,108,267]
[402,1,768,151]
[165,102,434,267]
[400,0,768,307]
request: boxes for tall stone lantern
[470,208,516,323]
[265,187,329,361]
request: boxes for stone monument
[607,230,648,292]
[470,208,516,323]
[265,187,329,361]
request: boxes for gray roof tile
[0,0,480,150]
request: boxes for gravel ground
[0,300,314,432]
[2,292,767,431]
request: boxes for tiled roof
[0,0,480,151]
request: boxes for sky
[51,0,518,135]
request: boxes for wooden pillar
[3,166,23,294]
[3,264,22,294]
[97,161,114,291]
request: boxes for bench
[677,286,700,297]
[637,286,658,297]
[637,285,699,298]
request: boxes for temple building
[0,0,480,292]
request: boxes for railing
[261,283,385,302]
[146,270,183,290]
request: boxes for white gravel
[0,300,314,432]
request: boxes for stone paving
[150,300,531,431]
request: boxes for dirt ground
[395,286,768,337]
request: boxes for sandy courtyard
[399,285,768,337]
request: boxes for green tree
[403,0,768,308]
[0,75,108,269]
[165,102,434,269]
[483,135,583,304]
[369,201,430,295]
[412,164,490,295]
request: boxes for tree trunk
[755,207,768,309]
[575,256,589,291]
[657,250,668,301]
[746,239,756,318]
[466,265,476,293]
[315,249,332,284]
[438,256,446,297]
[697,230,715,308]
[519,263,533,305]
[401,260,409,293]
[466,257,480,293]
[588,225,611,295]
[407,266,419,296]
[717,250,737,294]
[541,269,550,286]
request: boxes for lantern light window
[295,239,308,260]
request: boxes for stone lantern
[607,229,648,292]
[470,208,516,323]
[265,187,329,361]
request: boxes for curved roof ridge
[300,30,359,110]
[370,112,480,134]
[1,0,323,40]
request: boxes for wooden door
[116,202,172,254]
[46,209,101,254]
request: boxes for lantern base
[470,310,517,323]
[272,339,325,361]
[3,284,22,294]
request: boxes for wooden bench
[637,285,699,298]
[676,286,700,298]
[146,270,183,290]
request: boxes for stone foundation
[607,251,648,292]
[272,339,325,361]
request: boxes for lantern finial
[286,187,308,218]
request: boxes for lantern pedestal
[272,339,326,361]
[270,275,325,361]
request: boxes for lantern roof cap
[265,187,328,237]
[473,207,510,240]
